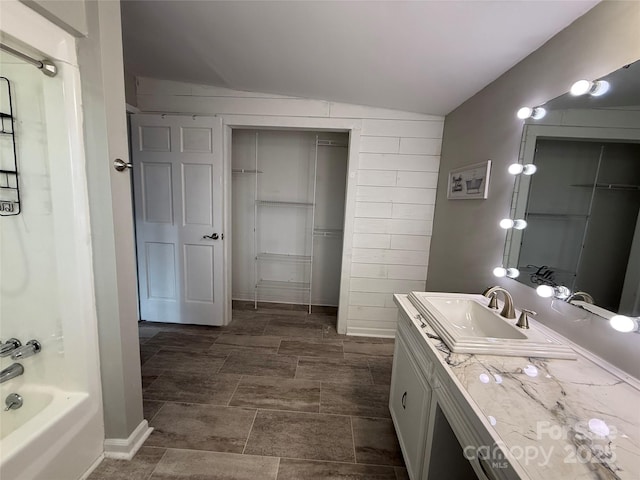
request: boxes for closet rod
[0,43,57,77]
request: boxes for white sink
[408,292,576,359]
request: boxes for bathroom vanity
[390,294,640,480]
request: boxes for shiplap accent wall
[136,77,444,336]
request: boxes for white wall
[20,0,88,36]
[137,78,444,336]
[428,1,640,378]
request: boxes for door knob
[203,233,219,240]
[113,158,132,172]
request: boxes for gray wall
[428,1,640,378]
[77,0,144,440]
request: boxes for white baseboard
[78,454,105,480]
[346,326,396,338]
[103,420,153,460]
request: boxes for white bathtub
[0,385,102,480]
[0,3,106,479]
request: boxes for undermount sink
[408,292,576,359]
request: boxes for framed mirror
[503,60,640,321]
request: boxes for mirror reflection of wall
[517,139,640,314]
[504,59,640,318]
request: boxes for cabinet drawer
[397,309,435,383]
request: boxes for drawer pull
[401,391,407,409]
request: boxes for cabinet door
[390,332,432,480]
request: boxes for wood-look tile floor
[88,307,408,480]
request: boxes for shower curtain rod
[0,43,57,77]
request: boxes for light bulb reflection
[610,315,639,333]
[536,285,555,298]
[499,219,514,229]
[493,267,507,278]
[506,268,520,278]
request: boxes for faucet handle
[10,340,41,360]
[0,338,21,357]
[516,309,536,329]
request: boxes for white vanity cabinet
[391,296,520,480]
[389,331,432,479]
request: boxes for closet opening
[230,129,349,318]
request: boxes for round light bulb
[522,164,538,175]
[591,80,610,97]
[536,285,555,298]
[513,219,528,230]
[531,107,547,120]
[555,286,571,299]
[506,268,520,278]
[499,218,515,229]
[517,107,533,119]
[570,79,592,96]
[610,315,638,333]
[508,163,524,175]
[493,267,507,278]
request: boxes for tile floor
[88,305,409,480]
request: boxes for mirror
[503,60,640,319]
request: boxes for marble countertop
[395,295,640,480]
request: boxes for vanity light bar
[535,285,571,299]
[499,218,527,230]
[508,163,537,175]
[493,267,520,279]
[570,79,610,97]
[517,106,546,120]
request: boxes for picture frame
[447,160,491,200]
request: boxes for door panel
[390,332,432,479]
[132,114,223,325]
[142,162,173,223]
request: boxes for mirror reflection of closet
[518,139,640,315]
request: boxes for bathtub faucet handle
[4,393,23,411]
[10,340,41,360]
[0,338,21,357]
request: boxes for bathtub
[0,385,102,480]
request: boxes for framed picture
[447,160,491,200]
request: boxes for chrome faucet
[0,338,21,357]
[567,291,594,304]
[0,363,24,384]
[11,340,41,360]
[482,286,516,319]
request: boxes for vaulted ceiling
[121,0,599,115]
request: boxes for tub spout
[0,363,24,384]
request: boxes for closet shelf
[233,169,262,174]
[256,280,311,291]
[317,139,348,148]
[257,253,312,263]
[256,200,314,207]
[526,212,589,218]
[313,228,343,238]
[571,183,640,191]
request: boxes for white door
[131,114,224,325]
